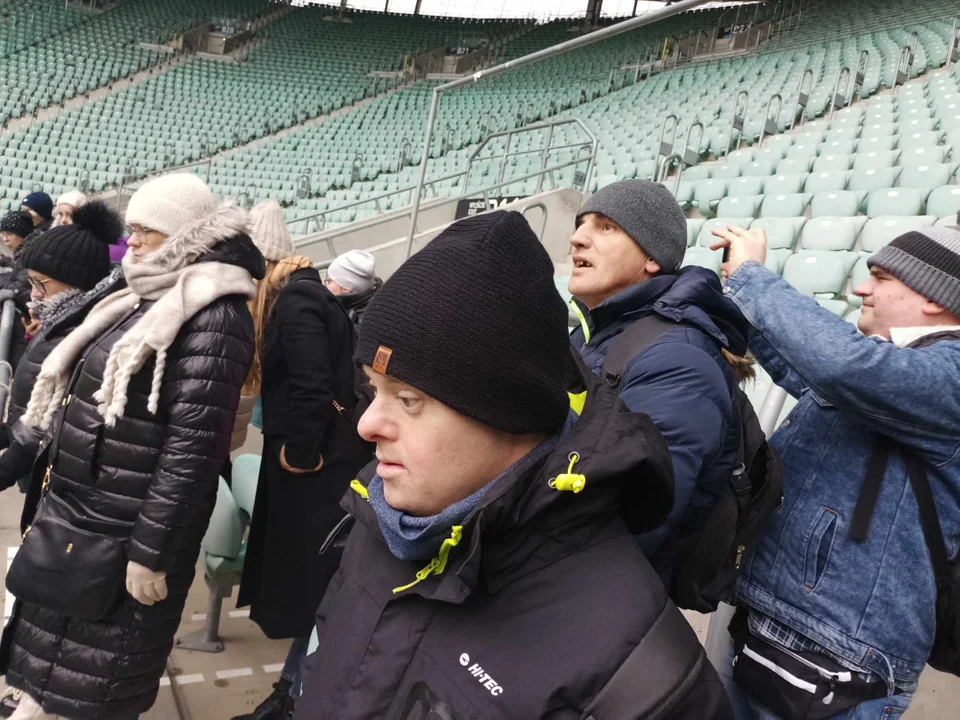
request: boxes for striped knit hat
[868,226,960,316]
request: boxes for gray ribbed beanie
[868,226,960,315]
[577,179,687,273]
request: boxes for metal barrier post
[653,114,678,180]
[728,90,749,154]
[893,44,914,93]
[948,17,960,72]
[828,67,850,120]
[403,0,714,260]
[0,294,16,417]
[791,69,813,129]
[759,94,782,147]
[851,49,869,104]
[535,123,556,194]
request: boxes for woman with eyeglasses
[1,174,264,720]
[0,210,37,372]
[0,201,125,503]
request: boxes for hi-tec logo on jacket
[458,652,504,697]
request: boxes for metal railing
[288,116,597,238]
[0,291,16,418]
[401,0,715,260]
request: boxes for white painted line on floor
[216,667,254,680]
[7,546,17,559]
[228,609,250,618]
[4,547,18,625]
[159,677,171,687]
[174,673,205,686]
[190,613,207,622]
[263,663,285,674]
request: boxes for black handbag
[730,610,886,719]
[6,469,133,622]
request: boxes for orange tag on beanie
[372,346,393,375]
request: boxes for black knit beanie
[357,210,570,434]
[21,201,121,290]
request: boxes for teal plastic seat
[800,217,865,251]
[717,195,761,218]
[866,188,925,218]
[782,251,859,296]
[686,218,704,247]
[848,167,901,193]
[805,171,848,194]
[750,217,806,250]
[682,246,723,274]
[897,164,954,191]
[810,191,863,218]
[759,193,811,218]
[925,186,960,219]
[860,216,937,252]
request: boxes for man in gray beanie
[568,179,751,594]
[708,224,960,718]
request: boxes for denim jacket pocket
[803,507,839,591]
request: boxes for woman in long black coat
[236,202,371,720]
[0,174,263,719]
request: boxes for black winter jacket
[258,267,359,469]
[1,230,262,719]
[296,366,732,720]
[0,270,126,492]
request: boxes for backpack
[601,314,784,613]
[851,443,960,676]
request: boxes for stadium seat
[800,217,866,251]
[750,217,806,250]
[860,216,938,252]
[810,191,863,218]
[782,251,859,297]
[760,193,811,218]
[926,187,960,219]
[866,188,925,218]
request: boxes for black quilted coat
[0,270,126,493]
[0,231,263,719]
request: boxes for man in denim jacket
[710,224,960,718]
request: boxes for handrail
[851,49,870,104]
[403,0,715,259]
[893,44,914,93]
[653,114,679,180]
[522,202,549,241]
[0,294,16,419]
[293,154,594,250]
[948,17,960,71]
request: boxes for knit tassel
[148,347,167,415]
[21,374,67,431]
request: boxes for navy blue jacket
[572,267,749,586]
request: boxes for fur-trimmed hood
[148,203,265,280]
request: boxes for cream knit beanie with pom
[126,173,218,237]
[249,201,294,262]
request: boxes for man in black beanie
[0,201,124,496]
[295,210,732,720]
[0,211,41,373]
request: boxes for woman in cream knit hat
[234,200,371,720]
[3,173,264,720]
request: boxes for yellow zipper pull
[41,466,51,493]
[21,525,31,543]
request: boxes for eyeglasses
[127,225,160,239]
[28,276,51,294]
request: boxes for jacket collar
[342,360,674,603]
[579,267,748,354]
[889,325,960,348]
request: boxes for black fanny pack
[6,482,133,622]
[730,611,887,719]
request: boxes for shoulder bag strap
[600,314,677,392]
[849,442,890,542]
[904,451,951,583]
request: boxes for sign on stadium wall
[455,197,526,219]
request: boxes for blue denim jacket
[723,262,960,690]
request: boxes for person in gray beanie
[568,179,752,593]
[707,224,960,718]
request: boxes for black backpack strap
[601,314,677,392]
[582,601,705,720]
[849,443,890,542]
[904,452,951,583]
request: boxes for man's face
[854,267,943,338]
[20,206,42,227]
[358,369,536,517]
[568,213,660,310]
[324,277,348,296]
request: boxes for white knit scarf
[23,251,256,430]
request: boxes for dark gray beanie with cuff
[577,179,687,273]
[868,226,960,316]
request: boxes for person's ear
[920,300,947,317]
[645,258,661,275]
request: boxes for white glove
[126,561,168,606]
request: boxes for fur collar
[148,203,249,271]
[890,326,960,348]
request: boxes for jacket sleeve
[618,340,730,555]
[274,285,338,470]
[0,421,44,491]
[724,262,960,448]
[125,303,254,573]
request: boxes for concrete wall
[299,188,584,280]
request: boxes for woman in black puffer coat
[0,202,125,495]
[0,174,264,720]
